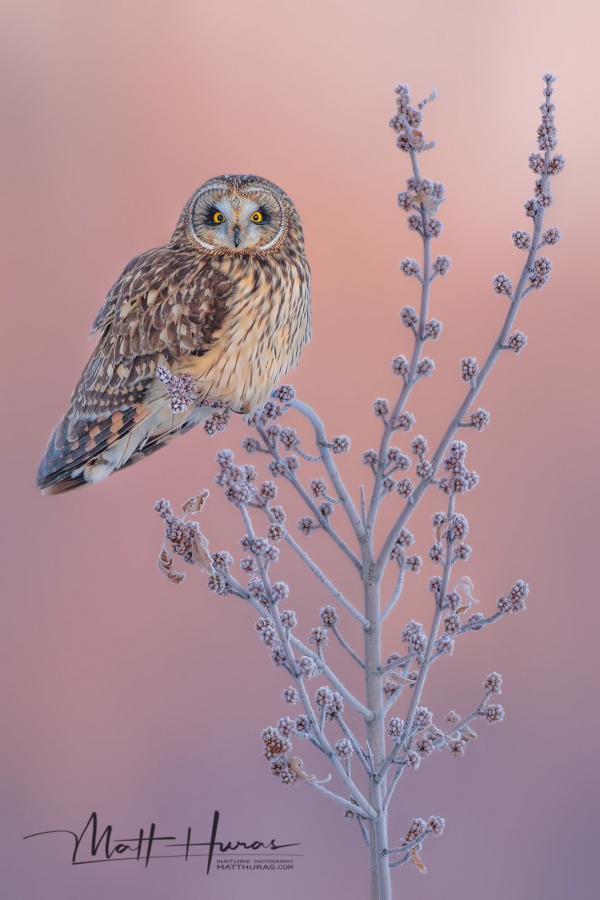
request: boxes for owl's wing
[37,245,234,492]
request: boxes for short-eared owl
[37,175,311,494]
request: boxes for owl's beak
[233,225,241,247]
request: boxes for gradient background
[2,1,598,898]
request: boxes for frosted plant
[155,75,562,899]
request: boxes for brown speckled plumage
[37,175,311,494]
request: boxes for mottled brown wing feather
[37,245,233,490]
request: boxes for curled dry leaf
[182,489,209,516]
[158,548,185,585]
[410,847,427,874]
[191,529,212,572]
[407,128,426,151]
[460,725,478,742]
[288,757,316,782]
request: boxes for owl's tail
[36,403,211,494]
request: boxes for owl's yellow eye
[250,210,263,223]
[212,211,225,224]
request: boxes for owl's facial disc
[188,184,286,253]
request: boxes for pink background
[2,1,598,897]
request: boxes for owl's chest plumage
[178,252,311,412]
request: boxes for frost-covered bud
[297,516,315,535]
[400,258,420,276]
[387,717,405,741]
[386,447,407,467]
[413,707,433,731]
[428,543,444,564]
[449,739,466,757]
[373,398,390,418]
[542,226,561,244]
[315,686,333,708]
[432,255,450,276]
[435,635,455,655]
[265,423,281,442]
[424,318,442,340]
[271,644,287,667]
[262,726,292,759]
[335,738,353,759]
[294,714,312,736]
[280,609,297,629]
[297,655,318,678]
[271,505,286,523]
[405,555,421,572]
[383,679,400,698]
[395,528,415,549]
[248,578,266,601]
[277,716,294,737]
[392,355,410,377]
[405,818,427,843]
[528,152,545,173]
[309,627,329,647]
[508,579,529,612]
[240,556,256,574]
[429,575,442,595]
[401,306,419,328]
[362,449,378,466]
[395,412,415,432]
[405,750,421,768]
[397,478,414,499]
[461,357,479,381]
[211,550,233,570]
[416,358,434,378]
[530,256,552,289]
[279,427,298,450]
[512,229,531,250]
[264,544,279,563]
[282,686,300,703]
[271,581,289,603]
[446,710,461,724]
[411,435,428,456]
[415,734,435,757]
[269,459,288,478]
[508,331,527,353]
[493,274,513,296]
[548,154,565,174]
[397,191,414,210]
[272,384,295,405]
[326,692,344,720]
[525,199,539,218]
[444,613,461,634]
[416,460,433,480]
[267,522,286,542]
[332,435,350,454]
[470,408,490,431]
[407,213,423,233]
[318,500,334,518]
[242,436,263,454]
[451,514,469,540]
[484,704,505,724]
[428,816,445,835]
[464,471,479,491]
[484,672,503,693]
[467,612,485,631]
[207,572,229,595]
[426,218,443,238]
[454,542,471,561]
[320,605,339,628]
[309,478,327,498]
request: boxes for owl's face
[184,176,290,255]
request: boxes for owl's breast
[179,255,311,412]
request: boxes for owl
[37,175,311,494]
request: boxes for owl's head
[175,175,300,256]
